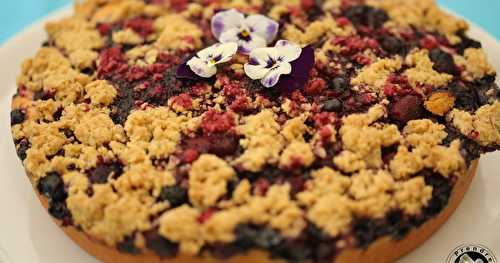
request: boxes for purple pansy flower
[244,40,315,90]
[211,9,279,54]
[177,42,238,79]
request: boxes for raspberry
[201,110,235,134]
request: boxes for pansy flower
[244,40,315,90]
[177,42,238,79]
[211,9,279,54]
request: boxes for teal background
[0,0,499,44]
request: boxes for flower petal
[238,35,267,54]
[215,42,238,64]
[187,56,217,78]
[290,45,315,77]
[244,14,279,43]
[176,56,201,80]
[275,40,302,62]
[196,43,220,61]
[211,9,244,40]
[248,46,279,65]
[261,62,292,88]
[244,64,269,80]
[219,28,241,43]
[276,75,309,93]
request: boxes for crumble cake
[10,0,500,262]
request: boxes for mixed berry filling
[10,0,500,263]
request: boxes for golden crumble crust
[10,0,499,262]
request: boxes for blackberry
[235,225,282,249]
[37,172,66,201]
[53,107,64,121]
[455,32,482,54]
[88,162,123,184]
[158,185,188,207]
[389,95,424,125]
[384,210,413,240]
[423,171,452,217]
[33,90,53,101]
[449,82,479,111]
[429,48,457,75]
[48,199,71,221]
[16,139,30,161]
[117,235,141,254]
[10,109,26,125]
[345,5,389,28]
[352,218,385,248]
[144,230,178,258]
[381,36,406,54]
[323,99,343,112]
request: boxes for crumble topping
[334,105,401,172]
[235,110,284,172]
[189,154,236,208]
[404,49,453,88]
[457,48,497,80]
[84,80,117,106]
[447,101,500,146]
[368,0,468,44]
[112,28,144,45]
[154,14,203,51]
[11,0,500,262]
[394,177,433,215]
[69,49,99,70]
[424,91,456,116]
[351,57,403,93]
[283,15,354,45]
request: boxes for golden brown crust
[35,161,478,263]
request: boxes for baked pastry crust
[36,161,478,263]
[10,0,499,262]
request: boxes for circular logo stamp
[447,244,497,263]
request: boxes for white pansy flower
[244,40,302,88]
[211,9,279,54]
[186,42,238,78]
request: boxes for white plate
[0,6,499,263]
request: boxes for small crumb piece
[424,91,455,116]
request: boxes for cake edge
[32,160,478,263]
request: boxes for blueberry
[81,67,95,75]
[323,99,343,112]
[429,48,457,75]
[117,235,141,254]
[38,172,66,201]
[16,139,30,161]
[331,77,348,91]
[88,162,123,184]
[158,186,188,207]
[144,230,178,258]
[10,109,26,125]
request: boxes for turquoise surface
[1,0,499,44]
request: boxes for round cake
[10,0,500,263]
